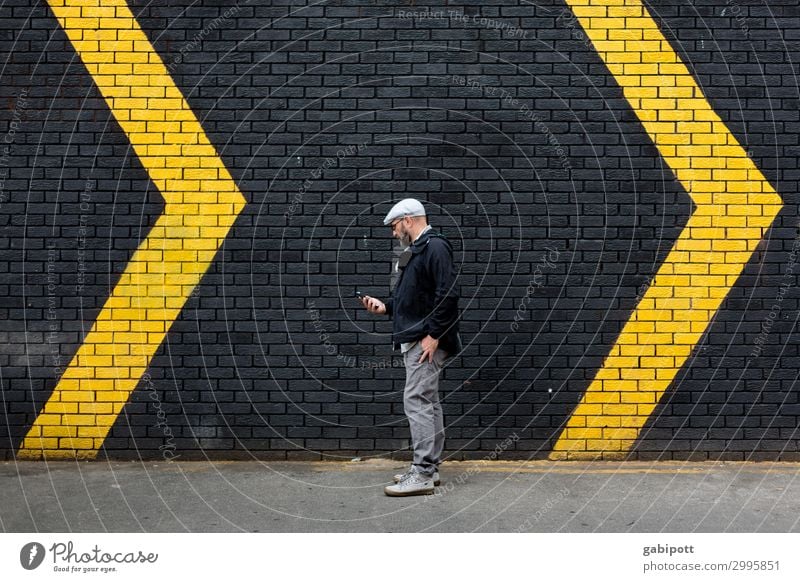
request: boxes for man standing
[360,198,461,496]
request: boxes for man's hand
[418,335,439,364]
[360,295,386,315]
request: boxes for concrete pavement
[2,459,799,532]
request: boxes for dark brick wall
[1,0,799,460]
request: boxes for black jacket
[384,228,462,357]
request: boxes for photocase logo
[20,542,46,570]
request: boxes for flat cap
[383,198,426,225]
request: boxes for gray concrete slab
[2,459,799,532]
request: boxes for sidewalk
[2,459,799,532]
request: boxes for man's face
[390,216,412,247]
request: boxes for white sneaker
[394,466,440,486]
[384,469,435,497]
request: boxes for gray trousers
[402,341,447,476]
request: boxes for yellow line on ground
[307,461,800,475]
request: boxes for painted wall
[1,0,798,461]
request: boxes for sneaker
[393,466,440,486]
[384,469,435,497]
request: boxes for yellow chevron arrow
[18,0,246,459]
[550,0,783,459]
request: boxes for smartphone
[355,290,364,299]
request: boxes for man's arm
[426,239,459,340]
[417,239,459,363]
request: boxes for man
[360,198,461,496]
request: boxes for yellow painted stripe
[550,0,783,459]
[308,461,800,475]
[18,0,246,459]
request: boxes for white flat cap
[383,198,426,225]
